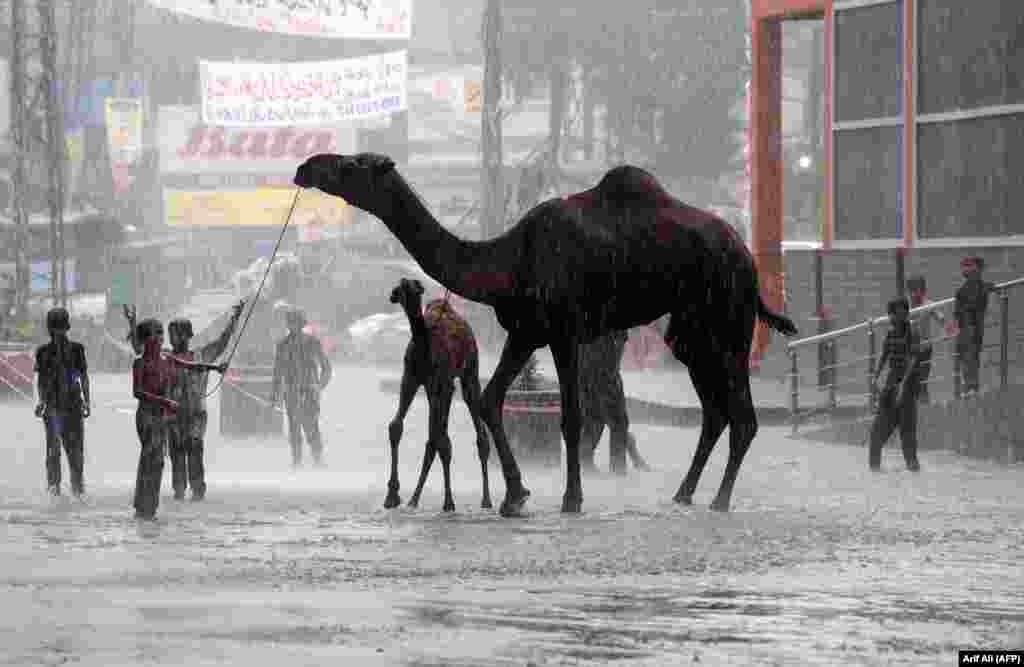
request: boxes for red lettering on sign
[227,131,249,158]
[173,126,336,161]
[268,128,295,159]
[177,126,206,159]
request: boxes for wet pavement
[1,365,1021,666]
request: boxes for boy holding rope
[125,301,244,501]
[131,318,228,520]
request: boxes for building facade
[751,0,1024,368]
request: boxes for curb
[377,378,797,427]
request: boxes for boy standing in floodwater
[131,318,227,520]
[165,301,245,501]
[869,297,923,473]
[270,307,332,468]
[578,330,650,475]
[34,307,91,498]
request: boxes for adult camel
[293,153,798,516]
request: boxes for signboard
[159,105,357,181]
[163,188,349,227]
[30,259,78,293]
[145,0,412,40]
[108,259,138,307]
[159,105,356,226]
[199,50,407,126]
[105,98,145,192]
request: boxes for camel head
[390,278,425,309]
[294,153,396,210]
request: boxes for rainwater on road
[1,365,1021,666]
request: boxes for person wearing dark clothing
[130,318,226,520]
[953,256,995,395]
[270,307,332,467]
[34,308,91,497]
[869,297,923,472]
[907,276,947,405]
[578,330,650,475]
[165,301,244,501]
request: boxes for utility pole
[8,0,32,319]
[7,0,69,312]
[39,0,66,306]
[480,0,504,239]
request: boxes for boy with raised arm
[130,317,227,520]
[164,301,244,501]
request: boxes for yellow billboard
[164,187,350,227]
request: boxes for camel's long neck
[373,175,513,305]
[401,301,429,341]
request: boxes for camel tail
[758,298,798,336]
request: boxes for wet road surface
[1,366,1021,666]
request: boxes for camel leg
[480,335,536,517]
[408,386,443,509]
[434,384,457,512]
[626,432,651,472]
[579,418,603,474]
[408,441,436,509]
[710,364,757,513]
[673,362,728,505]
[605,383,631,476]
[385,372,420,509]
[461,364,493,509]
[550,338,584,513]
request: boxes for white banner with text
[200,50,407,127]
[146,0,411,40]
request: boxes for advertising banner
[163,187,348,227]
[105,98,145,192]
[159,105,356,226]
[199,50,407,126]
[145,0,411,40]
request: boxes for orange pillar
[822,2,834,249]
[750,16,784,366]
[902,0,915,249]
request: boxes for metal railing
[786,276,1024,433]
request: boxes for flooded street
[1,365,1021,666]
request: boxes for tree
[502,0,748,195]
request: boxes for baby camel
[386,278,492,511]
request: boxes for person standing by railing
[869,297,923,473]
[907,276,948,405]
[953,256,995,396]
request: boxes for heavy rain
[0,0,1022,665]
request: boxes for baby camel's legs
[462,362,493,509]
[435,384,457,512]
[409,383,457,512]
[385,372,419,509]
[407,441,436,509]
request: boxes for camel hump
[425,299,464,324]
[424,299,475,370]
[596,165,666,203]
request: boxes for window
[917,113,1024,238]
[834,2,903,123]
[834,126,902,241]
[918,0,1024,115]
